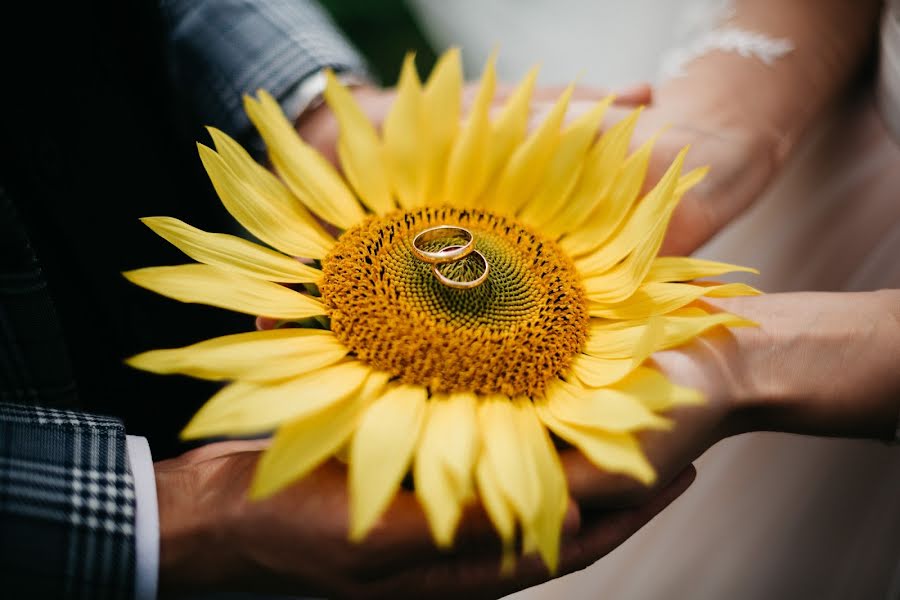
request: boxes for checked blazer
[0,1,366,598]
[0,189,137,599]
[0,403,136,600]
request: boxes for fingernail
[613,82,652,104]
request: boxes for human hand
[538,91,779,257]
[294,81,651,167]
[563,289,900,508]
[155,439,696,599]
[302,78,774,257]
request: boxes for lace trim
[661,27,794,79]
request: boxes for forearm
[657,0,882,165]
[711,290,900,440]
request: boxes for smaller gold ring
[411,226,475,265]
[431,247,490,290]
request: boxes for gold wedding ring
[431,246,490,290]
[411,225,475,265]
[410,225,490,289]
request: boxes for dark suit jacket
[0,1,365,596]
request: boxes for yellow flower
[125,50,759,572]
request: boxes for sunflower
[125,49,759,572]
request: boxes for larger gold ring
[431,246,490,290]
[411,225,475,265]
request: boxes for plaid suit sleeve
[0,403,136,600]
[160,0,369,140]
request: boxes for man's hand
[155,439,695,599]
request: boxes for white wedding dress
[407,1,900,598]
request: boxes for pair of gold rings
[411,225,490,289]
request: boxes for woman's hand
[564,289,900,508]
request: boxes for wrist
[155,450,256,595]
[295,83,387,165]
[712,291,900,440]
[656,56,792,171]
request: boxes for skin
[155,441,695,599]
[563,290,900,507]
[154,84,685,600]
[156,2,896,592]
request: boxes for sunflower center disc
[321,207,589,397]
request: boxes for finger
[560,421,710,509]
[563,464,696,567]
[532,82,652,105]
[351,486,580,577]
[355,466,696,600]
[561,446,649,507]
[612,82,653,105]
[256,316,278,330]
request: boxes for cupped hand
[309,80,778,256]
[540,95,778,257]
[563,290,900,509]
[155,439,695,599]
[295,81,652,166]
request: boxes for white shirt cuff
[127,435,159,600]
[281,68,371,125]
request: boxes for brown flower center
[320,207,588,397]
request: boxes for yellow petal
[560,132,657,256]
[383,53,426,209]
[478,396,541,526]
[487,66,539,181]
[414,392,479,547]
[589,306,710,331]
[581,210,670,304]
[536,402,656,485]
[675,165,708,196]
[544,380,671,433]
[612,366,704,412]
[568,316,663,387]
[543,107,643,238]
[249,370,389,500]
[589,282,761,320]
[488,85,573,216]
[245,90,364,229]
[645,256,759,283]
[349,384,427,541]
[181,361,371,439]
[323,71,395,215]
[515,400,568,573]
[141,217,322,283]
[585,311,756,358]
[427,393,479,500]
[207,127,335,251]
[575,147,686,276]
[475,452,516,574]
[519,97,614,229]
[197,143,333,259]
[443,56,496,208]
[123,264,326,319]
[422,48,462,204]
[126,328,348,382]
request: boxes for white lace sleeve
[659,0,794,80]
